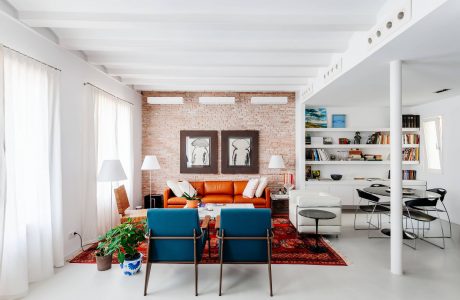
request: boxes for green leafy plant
[182,191,201,202]
[97,218,146,263]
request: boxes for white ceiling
[305,0,460,107]
[5,0,388,92]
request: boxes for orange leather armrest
[163,188,171,208]
[265,187,271,208]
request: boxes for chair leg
[442,202,452,238]
[219,231,224,296]
[267,231,273,297]
[144,262,152,296]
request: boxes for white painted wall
[0,11,142,257]
[408,95,460,225]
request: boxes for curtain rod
[83,82,134,106]
[2,45,62,72]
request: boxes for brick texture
[141,91,295,197]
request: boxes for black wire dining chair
[426,188,451,238]
[354,189,390,237]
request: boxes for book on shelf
[403,148,419,161]
[305,149,330,161]
[388,170,417,180]
[403,134,420,144]
[402,114,420,128]
[367,132,420,145]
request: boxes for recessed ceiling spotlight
[434,88,451,94]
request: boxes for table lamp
[141,155,161,208]
[268,155,286,193]
[98,159,127,228]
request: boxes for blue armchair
[144,209,210,296]
[217,208,273,296]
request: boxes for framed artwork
[180,130,218,174]
[305,108,327,128]
[332,114,346,128]
[221,130,259,174]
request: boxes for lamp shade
[268,155,285,169]
[141,155,161,170]
[97,159,127,182]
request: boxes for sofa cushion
[234,195,266,206]
[167,180,183,197]
[233,181,248,195]
[167,197,187,206]
[204,181,233,195]
[202,194,233,203]
[255,176,268,198]
[190,182,204,196]
[178,180,196,196]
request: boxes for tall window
[422,116,442,173]
[0,47,63,298]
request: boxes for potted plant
[103,218,146,276]
[95,237,114,271]
[183,191,201,208]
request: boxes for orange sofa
[163,180,271,208]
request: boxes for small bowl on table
[330,174,343,181]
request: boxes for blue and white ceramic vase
[120,253,142,276]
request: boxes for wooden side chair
[114,185,147,223]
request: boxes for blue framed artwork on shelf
[305,108,327,128]
[332,114,346,128]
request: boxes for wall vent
[322,58,343,83]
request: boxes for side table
[271,193,289,215]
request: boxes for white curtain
[0,47,64,299]
[83,86,133,236]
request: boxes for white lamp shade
[141,155,161,170]
[97,159,127,182]
[268,155,285,169]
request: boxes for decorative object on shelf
[305,135,311,145]
[330,174,343,181]
[339,138,350,144]
[141,155,161,208]
[353,131,362,144]
[97,159,127,229]
[312,170,321,179]
[180,130,218,174]
[305,108,327,128]
[311,136,324,145]
[182,191,201,208]
[332,114,346,128]
[348,149,363,160]
[323,137,333,145]
[305,165,312,179]
[221,130,259,174]
[100,218,146,275]
[330,154,336,161]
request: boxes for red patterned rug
[70,217,347,266]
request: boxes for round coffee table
[299,209,337,253]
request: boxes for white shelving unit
[305,128,420,132]
[305,161,419,165]
[305,144,419,149]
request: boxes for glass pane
[423,120,441,170]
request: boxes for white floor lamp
[97,159,127,229]
[141,155,161,208]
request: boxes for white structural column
[390,60,403,275]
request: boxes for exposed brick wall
[141,91,295,196]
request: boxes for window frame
[421,116,443,174]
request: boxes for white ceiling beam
[86,52,332,67]
[134,84,301,92]
[120,77,309,85]
[106,66,319,78]
[53,28,354,41]
[59,38,347,53]
[19,11,375,31]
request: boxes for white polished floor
[24,213,460,300]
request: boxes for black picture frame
[180,130,218,174]
[221,130,259,174]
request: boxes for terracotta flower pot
[96,254,112,271]
[186,200,199,208]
